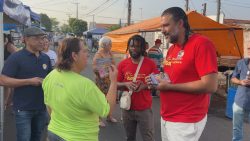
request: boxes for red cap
[155,39,162,44]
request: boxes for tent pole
[0,11,4,141]
[231,30,242,58]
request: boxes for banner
[3,0,31,26]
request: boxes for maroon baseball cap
[155,39,162,44]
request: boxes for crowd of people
[0,6,249,141]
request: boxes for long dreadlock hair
[126,35,146,56]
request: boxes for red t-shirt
[117,57,158,110]
[161,34,218,122]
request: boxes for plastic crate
[225,87,237,119]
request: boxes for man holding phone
[146,7,218,141]
[231,45,250,141]
[117,35,158,141]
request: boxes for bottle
[246,71,250,80]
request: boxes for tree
[40,13,52,31]
[69,18,87,36]
[50,18,59,31]
[68,18,77,28]
[107,25,121,31]
[61,24,72,34]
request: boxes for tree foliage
[68,18,87,36]
[40,13,52,31]
[107,25,121,31]
[50,18,59,31]
[60,24,72,34]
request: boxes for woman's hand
[109,65,118,83]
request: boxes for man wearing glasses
[2,27,52,141]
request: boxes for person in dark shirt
[2,27,52,141]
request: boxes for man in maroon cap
[148,39,164,96]
[148,39,164,71]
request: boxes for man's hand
[28,77,43,86]
[156,77,171,91]
[123,81,138,91]
[240,79,250,86]
[145,75,171,91]
[134,80,147,92]
[145,75,157,90]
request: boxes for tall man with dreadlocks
[146,7,218,141]
[117,35,158,141]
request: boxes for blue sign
[3,24,17,31]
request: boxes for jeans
[232,103,250,141]
[15,109,47,141]
[48,131,65,141]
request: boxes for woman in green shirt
[42,37,117,141]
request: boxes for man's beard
[168,34,178,44]
[129,50,141,59]
[164,27,179,44]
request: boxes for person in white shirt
[43,38,57,68]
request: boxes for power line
[121,0,127,19]
[85,0,111,15]
[93,0,120,15]
[206,0,250,8]
[190,0,197,10]
[82,15,140,22]
[33,0,58,6]
[222,1,250,9]
[226,0,250,6]
[29,6,70,14]
[39,0,69,7]
[221,5,233,18]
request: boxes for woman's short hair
[56,37,83,71]
[99,36,111,48]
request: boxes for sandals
[99,121,106,127]
[107,117,118,123]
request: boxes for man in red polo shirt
[146,7,218,141]
[117,35,158,141]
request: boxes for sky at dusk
[21,0,250,25]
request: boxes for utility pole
[185,0,189,11]
[216,0,221,22]
[139,8,142,20]
[72,1,79,19]
[202,3,207,16]
[92,14,95,29]
[128,0,131,25]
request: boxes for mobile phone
[150,74,158,85]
